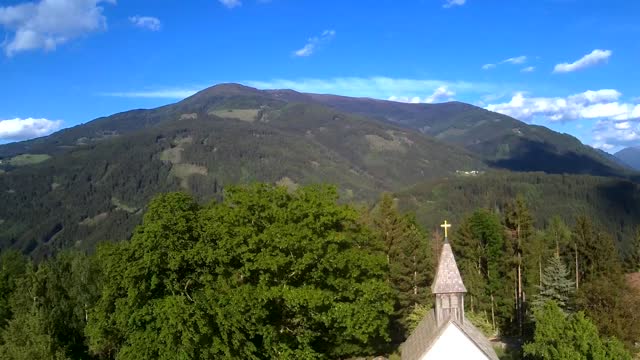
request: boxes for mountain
[0,83,637,256]
[0,84,481,256]
[615,147,640,170]
[301,93,632,177]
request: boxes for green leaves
[524,301,632,360]
[87,184,394,359]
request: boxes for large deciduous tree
[87,185,394,359]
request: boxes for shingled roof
[431,241,467,294]
[400,309,499,360]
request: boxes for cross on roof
[440,220,451,238]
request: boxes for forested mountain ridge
[0,89,482,256]
[304,93,632,177]
[1,83,633,178]
[0,83,638,257]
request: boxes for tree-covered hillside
[396,171,640,253]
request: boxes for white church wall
[420,323,489,360]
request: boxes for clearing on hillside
[209,109,260,122]
[8,154,51,166]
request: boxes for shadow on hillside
[487,139,620,177]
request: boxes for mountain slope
[615,147,640,170]
[303,94,631,177]
[0,89,481,256]
[396,171,640,252]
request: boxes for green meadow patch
[9,154,51,166]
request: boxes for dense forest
[0,183,638,359]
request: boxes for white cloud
[425,86,455,103]
[0,0,114,56]
[502,56,527,65]
[293,29,335,57]
[592,118,640,149]
[101,88,201,99]
[482,63,495,70]
[0,117,62,141]
[386,87,455,104]
[129,16,160,31]
[553,49,612,73]
[219,0,241,8]
[486,89,640,122]
[443,0,465,8]
[521,66,535,73]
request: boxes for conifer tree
[532,255,574,312]
[504,196,533,334]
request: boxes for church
[400,221,499,360]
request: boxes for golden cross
[441,220,452,238]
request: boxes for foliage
[0,251,101,359]
[0,250,27,328]
[454,209,510,332]
[404,303,433,333]
[87,185,395,359]
[576,277,640,349]
[523,301,632,360]
[532,255,574,312]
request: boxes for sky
[0,0,639,153]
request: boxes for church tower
[431,221,467,325]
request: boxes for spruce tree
[532,255,574,312]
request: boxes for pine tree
[532,255,574,312]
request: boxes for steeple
[432,221,466,325]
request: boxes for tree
[572,216,623,286]
[504,196,533,334]
[532,255,574,312]
[576,277,640,349]
[454,209,509,332]
[523,301,632,360]
[625,227,640,272]
[368,194,433,338]
[0,250,26,328]
[87,185,395,359]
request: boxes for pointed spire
[431,236,466,294]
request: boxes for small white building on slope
[400,222,499,360]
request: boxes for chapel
[400,221,499,360]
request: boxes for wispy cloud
[486,89,640,122]
[293,29,335,57]
[219,0,241,8]
[101,88,201,99]
[0,0,115,56]
[553,49,612,73]
[129,16,161,31]
[482,55,527,70]
[246,77,497,99]
[502,56,527,64]
[0,117,62,141]
[443,0,465,8]
[521,66,535,73]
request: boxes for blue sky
[0,0,639,152]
